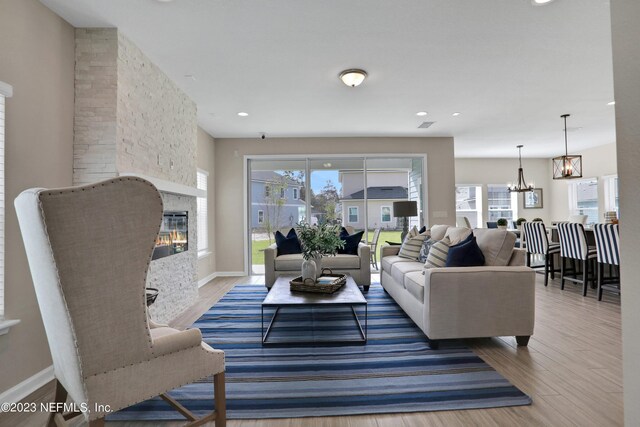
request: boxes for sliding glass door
[248,155,425,274]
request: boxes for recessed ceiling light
[237,112,249,117]
[531,0,555,5]
[339,69,367,87]
[607,101,616,106]
[452,112,461,116]
[155,0,174,3]
[416,111,428,116]
[323,163,332,168]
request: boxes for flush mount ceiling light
[531,0,555,5]
[608,101,616,106]
[416,111,428,116]
[552,114,583,180]
[339,69,367,87]
[507,145,535,193]
[452,112,461,116]
[237,112,249,117]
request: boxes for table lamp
[393,201,418,241]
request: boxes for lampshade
[339,69,367,87]
[393,201,418,217]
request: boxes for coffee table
[261,275,368,346]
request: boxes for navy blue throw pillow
[419,225,427,234]
[338,230,364,255]
[445,233,485,267]
[274,228,302,256]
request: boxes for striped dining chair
[522,222,560,286]
[593,223,621,301]
[557,222,598,296]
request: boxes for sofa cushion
[275,254,360,271]
[424,236,451,270]
[381,255,414,272]
[473,228,516,266]
[446,234,485,267]
[430,224,450,241]
[338,228,364,255]
[444,227,472,245]
[391,261,424,285]
[322,254,360,269]
[274,228,302,256]
[418,237,435,263]
[404,271,425,301]
[398,233,428,260]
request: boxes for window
[264,185,271,198]
[381,206,391,222]
[455,185,482,228]
[569,178,599,225]
[0,82,11,320]
[293,188,298,200]
[348,206,359,223]
[487,184,517,223]
[196,169,209,254]
[280,188,286,198]
[604,175,619,217]
[258,210,264,224]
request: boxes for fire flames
[155,229,187,247]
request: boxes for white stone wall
[73,28,199,322]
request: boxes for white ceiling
[40,0,616,158]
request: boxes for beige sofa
[264,243,371,290]
[380,227,535,348]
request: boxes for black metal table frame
[261,302,367,346]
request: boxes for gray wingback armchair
[15,177,226,426]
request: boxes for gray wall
[0,0,75,393]
[214,137,455,273]
[610,1,640,424]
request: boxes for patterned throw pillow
[398,232,428,260]
[423,236,451,271]
[418,237,435,263]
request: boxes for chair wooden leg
[582,259,589,296]
[544,254,549,287]
[48,380,68,427]
[526,252,531,267]
[214,372,227,427]
[597,262,604,301]
[550,254,556,279]
[560,257,566,290]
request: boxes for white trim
[196,168,209,177]
[0,81,12,98]
[0,319,20,336]
[243,157,249,276]
[0,365,54,404]
[214,271,246,277]
[197,250,212,260]
[198,271,218,288]
[348,206,359,223]
[380,205,392,223]
[119,173,204,197]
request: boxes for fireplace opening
[153,211,188,260]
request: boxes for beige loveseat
[381,227,535,348]
[264,243,371,290]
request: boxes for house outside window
[456,185,482,228]
[487,184,517,223]
[258,210,264,224]
[265,185,271,198]
[348,206,359,223]
[293,188,298,200]
[381,206,391,223]
[280,188,286,198]
[197,169,209,254]
[569,178,599,225]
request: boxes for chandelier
[552,114,583,179]
[508,145,534,193]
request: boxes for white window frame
[0,81,18,333]
[293,188,298,200]
[455,184,483,228]
[568,177,599,225]
[264,184,271,198]
[603,174,619,215]
[258,210,264,224]
[280,187,286,199]
[196,169,209,257]
[487,184,518,224]
[348,206,359,223]
[380,206,391,223]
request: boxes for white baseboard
[0,365,54,404]
[197,272,219,288]
[213,271,247,277]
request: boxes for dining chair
[557,222,597,296]
[522,222,560,286]
[14,177,226,426]
[568,214,588,225]
[593,223,621,301]
[486,221,498,229]
[369,228,382,270]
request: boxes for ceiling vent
[418,121,435,129]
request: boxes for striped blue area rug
[109,284,531,420]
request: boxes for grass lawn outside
[250,229,403,270]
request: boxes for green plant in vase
[496,218,509,230]
[295,222,345,281]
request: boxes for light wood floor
[14,273,623,427]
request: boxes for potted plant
[516,217,527,231]
[497,218,509,230]
[532,217,543,222]
[296,222,345,281]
